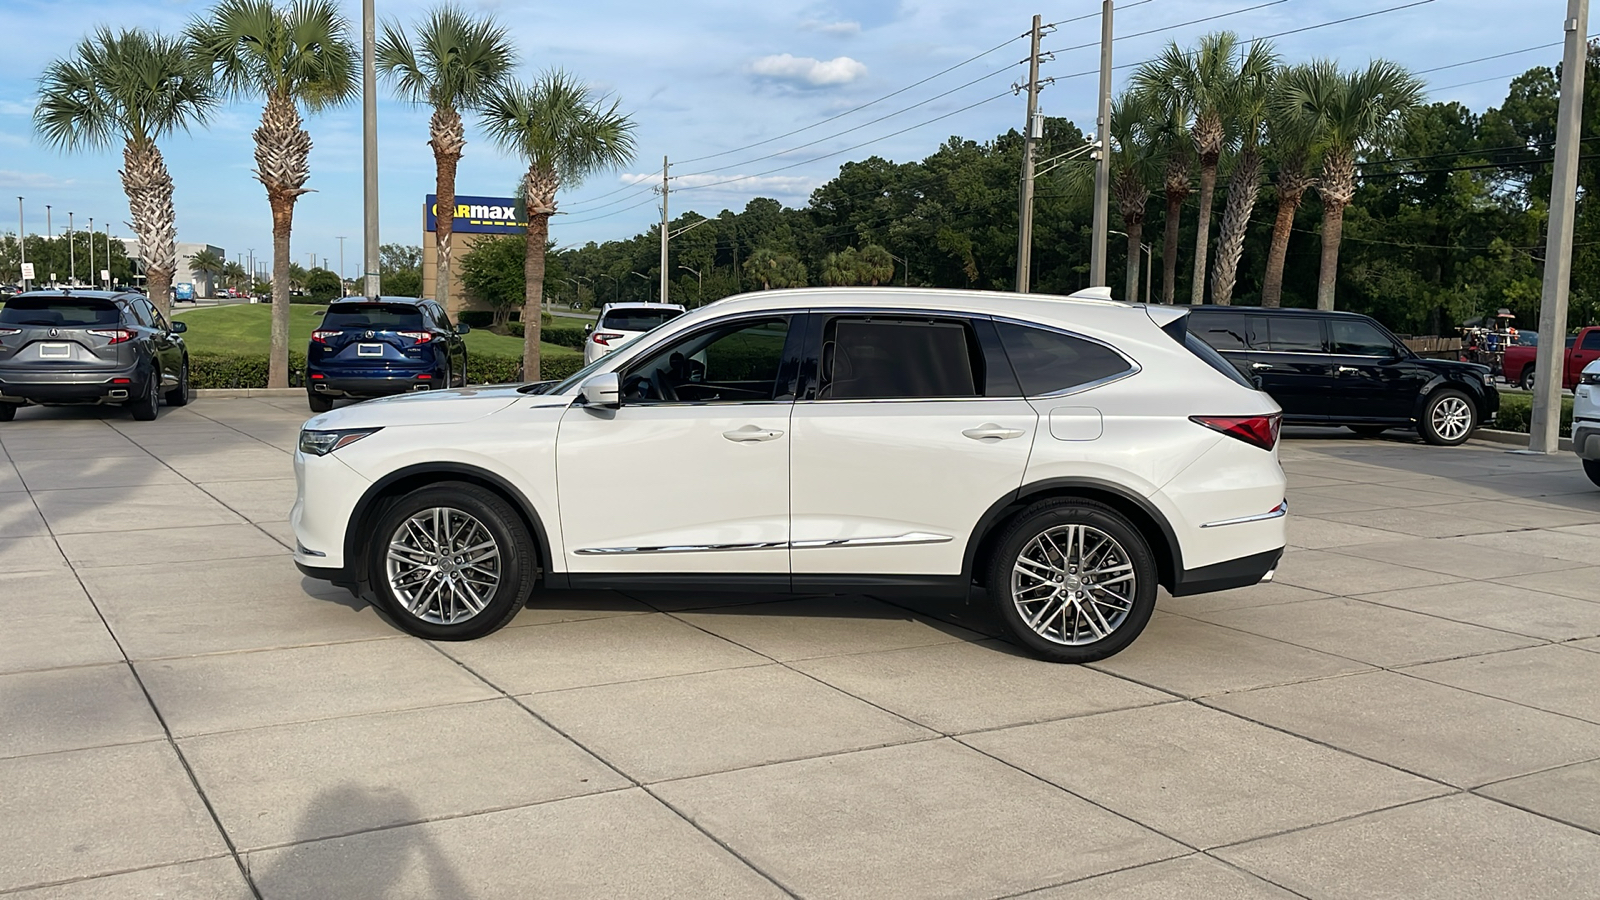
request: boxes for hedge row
[458,310,552,329]
[188,351,585,390]
[507,321,588,349]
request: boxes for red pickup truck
[1503,327,1600,390]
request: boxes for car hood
[303,384,539,430]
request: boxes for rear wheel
[129,368,160,421]
[986,499,1158,663]
[1348,425,1388,437]
[1584,459,1600,488]
[165,358,192,407]
[307,391,334,413]
[1520,367,1537,391]
[1420,389,1477,446]
[0,403,15,422]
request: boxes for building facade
[121,240,226,298]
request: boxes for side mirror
[456,322,471,335]
[579,372,621,408]
[170,321,187,334]
[584,323,594,334]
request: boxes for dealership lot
[3,398,1600,898]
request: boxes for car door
[787,311,1036,578]
[1251,314,1334,423]
[127,299,171,385]
[1569,330,1600,387]
[1325,317,1428,422]
[555,313,801,576]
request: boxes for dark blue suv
[306,297,469,412]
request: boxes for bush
[188,350,580,390]
[458,310,495,328]
[1494,392,1573,434]
[509,322,586,348]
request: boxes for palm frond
[36,27,214,152]
[376,4,516,111]
[480,70,637,191]
[188,0,355,109]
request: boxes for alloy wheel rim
[1431,396,1472,442]
[385,507,502,625]
[1011,523,1136,646]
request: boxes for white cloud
[0,100,31,116]
[0,170,75,189]
[749,54,867,87]
[802,19,862,36]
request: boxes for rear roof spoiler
[1144,305,1188,330]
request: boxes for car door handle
[1336,366,1361,375]
[963,424,1026,441]
[1250,362,1275,371]
[723,425,784,442]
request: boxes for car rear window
[601,308,683,332]
[1162,316,1255,388]
[994,321,1132,396]
[0,297,121,327]
[320,303,425,330]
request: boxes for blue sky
[0,0,1578,277]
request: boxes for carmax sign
[424,194,527,234]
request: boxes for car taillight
[0,328,20,337]
[86,328,135,344]
[1191,414,1281,451]
[397,331,433,343]
[593,331,624,346]
[311,330,341,343]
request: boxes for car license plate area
[358,343,384,358]
[39,343,71,359]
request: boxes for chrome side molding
[575,532,953,556]
[1200,500,1288,529]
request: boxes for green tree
[189,0,357,387]
[379,242,422,296]
[34,27,215,316]
[1107,90,1166,303]
[744,247,806,289]
[223,260,248,290]
[1276,59,1424,309]
[821,247,860,285]
[458,232,527,327]
[480,70,636,378]
[1210,39,1278,305]
[1260,63,1324,308]
[304,266,341,301]
[377,4,515,308]
[856,244,895,285]
[187,248,225,296]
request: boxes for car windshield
[321,303,425,330]
[0,297,121,327]
[600,308,682,332]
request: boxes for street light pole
[1089,0,1114,287]
[679,265,701,305]
[15,197,25,291]
[336,235,346,292]
[597,273,618,305]
[362,0,380,299]
[886,252,909,286]
[68,212,75,285]
[630,270,651,302]
[88,217,94,289]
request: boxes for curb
[1475,428,1573,452]
[195,388,306,398]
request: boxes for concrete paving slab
[1479,759,1600,832]
[527,664,934,782]
[1330,536,1583,579]
[790,638,1172,734]
[0,460,23,493]
[1286,516,1410,549]
[31,482,243,535]
[1193,597,1538,668]
[1020,854,1300,899]
[0,534,68,572]
[1207,670,1600,787]
[1420,498,1600,530]
[195,478,297,524]
[1155,580,1330,616]
[437,612,766,694]
[12,457,183,492]
[965,702,1447,849]
[1458,528,1600,563]
[1403,644,1600,724]
[1488,565,1600,602]
[0,495,49,537]
[1293,483,1460,512]
[1087,614,1370,698]
[1308,504,1522,539]
[181,699,627,850]
[675,596,982,661]
[245,788,785,900]
[0,742,227,893]
[1355,581,1600,641]
[1269,548,1464,594]
[0,444,153,462]
[141,446,292,484]
[512,589,652,626]
[0,573,124,676]
[1215,794,1600,900]
[0,664,164,759]
[653,739,1182,900]
[137,639,494,736]
[1,858,253,900]
[55,523,286,569]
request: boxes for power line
[1416,41,1561,75]
[1043,0,1290,55]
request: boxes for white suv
[293,288,1287,663]
[582,302,687,364]
[1574,359,1600,487]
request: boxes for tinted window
[1163,319,1255,389]
[0,297,121,327]
[1330,318,1398,356]
[148,303,171,332]
[321,303,425,330]
[1192,312,1264,351]
[822,318,979,400]
[995,321,1132,396]
[1265,317,1325,353]
[601,308,683,332]
[125,301,153,328]
[1583,331,1600,351]
[625,316,791,403]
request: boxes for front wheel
[986,499,1158,663]
[1584,459,1600,488]
[1520,367,1537,391]
[1420,389,1478,446]
[368,482,537,640]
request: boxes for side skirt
[556,572,969,598]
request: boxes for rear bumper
[1169,546,1284,597]
[306,370,440,397]
[0,363,144,404]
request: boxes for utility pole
[1015,15,1043,293]
[68,212,75,285]
[105,223,111,287]
[45,205,51,285]
[1531,0,1591,454]
[15,197,25,291]
[1090,0,1114,287]
[337,235,347,289]
[88,217,94,289]
[362,0,380,299]
[659,156,669,304]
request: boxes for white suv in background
[582,302,687,364]
[1574,359,1600,487]
[292,287,1287,663]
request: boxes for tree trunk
[430,105,465,309]
[253,92,312,389]
[1210,147,1263,306]
[120,138,177,319]
[1317,199,1346,311]
[1124,221,1143,305]
[522,166,559,381]
[1161,192,1182,304]
[1189,160,1218,305]
[1261,162,1313,308]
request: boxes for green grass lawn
[172,303,576,359]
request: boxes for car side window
[1582,331,1600,351]
[994,320,1133,397]
[1264,317,1326,353]
[818,316,985,400]
[125,300,153,328]
[1330,318,1398,356]
[1192,313,1264,351]
[432,304,453,332]
[148,303,171,332]
[624,316,792,404]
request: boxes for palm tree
[35,27,214,318]
[188,0,357,388]
[1108,90,1165,304]
[1136,32,1243,305]
[1141,90,1190,304]
[480,70,635,379]
[821,248,858,286]
[187,248,226,297]
[376,5,516,309]
[1276,59,1424,309]
[856,244,894,286]
[744,248,807,290]
[1260,64,1323,308]
[1210,40,1278,305]
[223,260,248,291]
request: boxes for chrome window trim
[1201,500,1288,529]
[574,532,952,555]
[988,314,1142,399]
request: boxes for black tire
[1584,459,1600,489]
[367,482,536,640]
[307,391,334,413]
[165,357,192,407]
[986,499,1159,664]
[1348,425,1388,437]
[0,403,15,422]
[1419,388,1478,446]
[129,367,160,421]
[1520,367,1537,391]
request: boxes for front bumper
[0,363,144,404]
[1574,419,1600,460]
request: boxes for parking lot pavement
[4,404,1600,898]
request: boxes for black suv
[1187,306,1497,446]
[305,297,469,412]
[0,290,191,421]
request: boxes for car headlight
[1581,371,1600,386]
[1480,370,1495,386]
[299,427,381,456]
